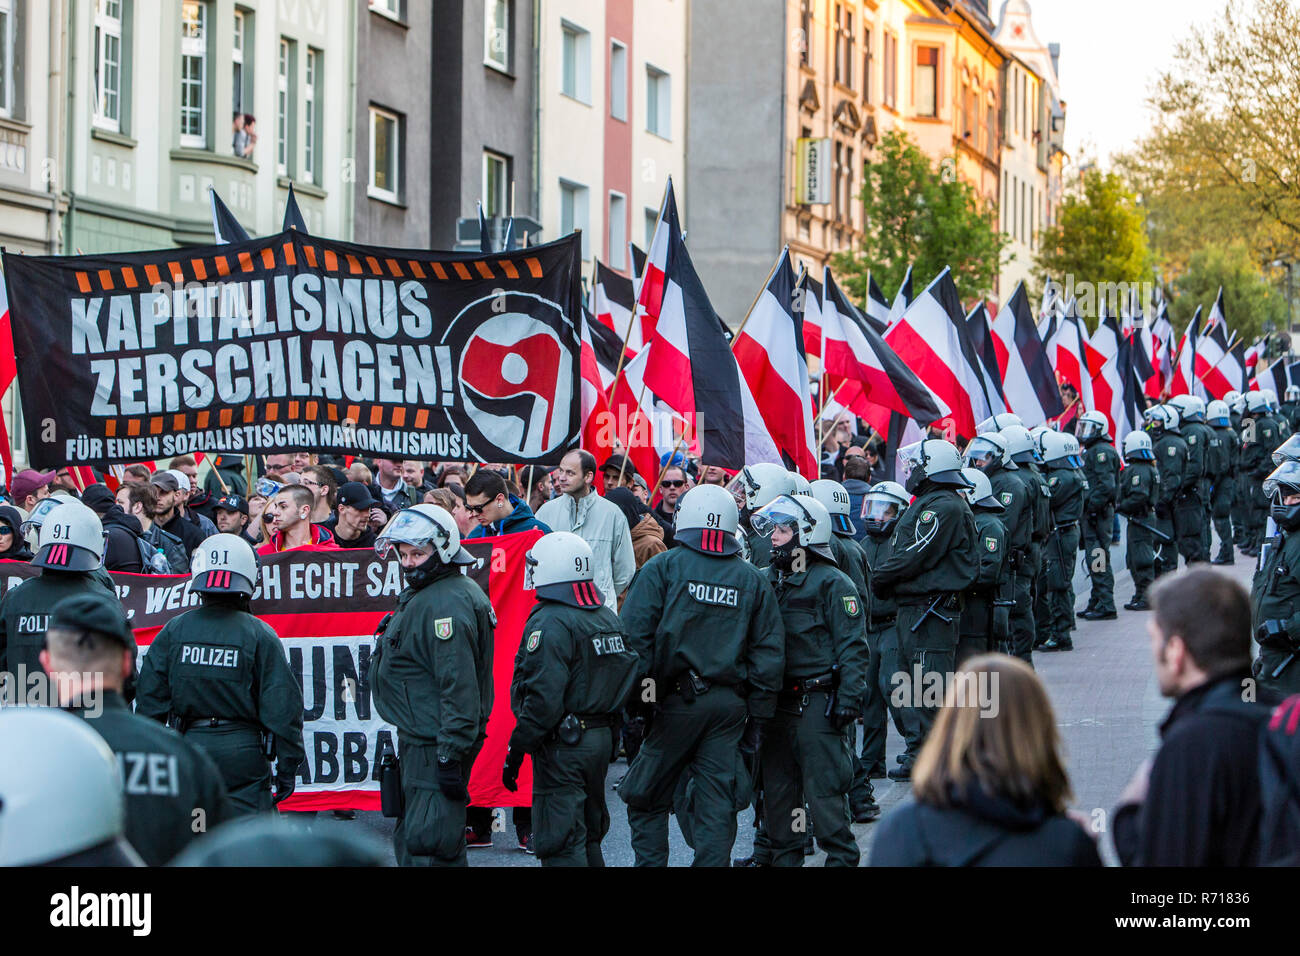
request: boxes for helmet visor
[375,508,446,559]
[861,497,901,523]
[1076,418,1104,442]
[750,496,806,537]
[724,475,748,510]
[1274,434,1300,466]
[962,436,1003,468]
[1264,461,1300,499]
[20,497,63,535]
[897,441,924,484]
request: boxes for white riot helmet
[375,503,474,566]
[999,424,1040,463]
[1272,433,1300,466]
[1224,389,1243,412]
[31,498,104,572]
[861,481,910,536]
[1123,430,1155,461]
[1040,430,1080,466]
[1246,391,1270,415]
[524,531,603,607]
[977,413,1024,434]
[809,479,855,537]
[189,533,259,596]
[1287,386,1300,403]
[1076,410,1110,444]
[1168,394,1205,423]
[0,708,138,866]
[963,432,1014,472]
[1206,400,1232,427]
[731,462,796,514]
[19,495,65,543]
[789,472,812,496]
[1263,388,1280,412]
[674,483,741,556]
[751,493,833,560]
[1144,404,1179,434]
[899,439,973,493]
[961,467,1003,512]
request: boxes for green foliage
[1171,241,1287,344]
[830,130,1006,305]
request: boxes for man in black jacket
[151,471,207,557]
[1112,568,1268,866]
[81,484,146,574]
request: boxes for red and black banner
[0,530,543,809]
[1,233,583,469]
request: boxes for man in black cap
[41,591,230,864]
[600,454,639,492]
[213,494,257,547]
[322,482,381,549]
[151,471,207,557]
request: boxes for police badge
[984,536,998,552]
[434,618,454,640]
[1000,492,1013,506]
[526,630,541,652]
[842,596,860,617]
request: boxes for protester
[204,455,249,497]
[400,460,433,497]
[150,471,207,557]
[841,456,874,541]
[323,483,381,549]
[630,473,651,506]
[292,451,318,473]
[605,487,666,573]
[262,454,293,482]
[301,465,337,524]
[535,450,635,607]
[245,493,270,547]
[82,484,146,574]
[117,482,188,573]
[346,461,373,486]
[652,464,688,548]
[51,467,82,495]
[123,463,153,485]
[464,470,549,539]
[0,505,33,561]
[870,654,1102,866]
[424,486,475,538]
[600,454,640,492]
[10,468,54,513]
[1112,568,1267,866]
[212,494,257,548]
[519,465,553,514]
[374,458,420,511]
[1259,695,1300,865]
[259,485,338,554]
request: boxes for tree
[1171,241,1286,345]
[1033,168,1154,325]
[831,130,1006,305]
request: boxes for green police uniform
[1211,423,1240,563]
[508,600,638,867]
[1179,419,1214,564]
[75,690,230,865]
[1080,438,1121,614]
[369,564,495,867]
[741,516,774,571]
[1251,528,1300,700]
[762,558,868,867]
[872,486,979,765]
[618,546,784,867]
[987,464,1035,664]
[1117,460,1160,606]
[1020,461,1054,652]
[0,570,123,687]
[958,510,1009,663]
[1040,464,1084,650]
[1242,414,1282,553]
[1231,412,1252,552]
[828,530,881,823]
[135,602,306,818]
[1152,430,1188,576]
[857,529,915,777]
[1283,402,1300,433]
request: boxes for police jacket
[1211,425,1239,480]
[829,532,870,609]
[1182,421,1214,484]
[1112,671,1266,866]
[768,557,869,707]
[135,603,306,772]
[1081,440,1120,516]
[1116,461,1159,518]
[961,510,1008,636]
[1242,414,1282,480]
[74,690,229,865]
[858,530,899,626]
[1045,465,1085,526]
[159,510,207,558]
[1153,432,1189,507]
[987,466,1031,552]
[369,564,495,763]
[100,506,146,574]
[0,569,122,677]
[508,599,639,753]
[1018,462,1053,543]
[620,546,784,719]
[872,485,979,602]
[1252,528,1300,648]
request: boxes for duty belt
[782,672,835,694]
[1056,521,1079,530]
[570,713,617,729]
[181,716,258,731]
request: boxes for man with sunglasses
[464,471,550,539]
[652,466,691,549]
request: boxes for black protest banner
[1,232,583,469]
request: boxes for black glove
[437,757,467,801]
[831,706,859,732]
[740,717,765,758]
[501,748,524,793]
[1258,619,1292,646]
[273,756,299,804]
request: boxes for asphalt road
[342,528,1255,866]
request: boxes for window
[369,0,402,21]
[834,4,853,89]
[833,141,843,222]
[276,38,293,175]
[561,21,591,103]
[485,0,509,71]
[179,1,207,147]
[863,27,873,104]
[985,96,996,157]
[644,208,657,248]
[559,180,589,259]
[304,49,319,183]
[799,1,811,68]
[369,106,401,202]
[609,40,627,121]
[608,192,626,270]
[231,9,244,115]
[92,0,123,130]
[915,45,938,118]
[0,0,12,118]
[646,65,670,138]
[883,32,897,109]
[961,78,972,139]
[483,150,509,219]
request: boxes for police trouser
[1256,645,1300,701]
[1199,478,1213,557]
[532,727,614,867]
[393,735,481,868]
[859,621,908,774]
[1247,481,1270,550]
[761,691,858,867]
[1125,517,1155,601]
[895,600,960,761]
[619,685,747,867]
[957,596,996,665]
[1153,505,1178,576]
[184,723,272,817]
[1081,509,1115,613]
[1048,526,1080,641]
[1212,479,1236,560]
[1008,548,1037,666]
[1232,475,1251,548]
[1174,489,1206,564]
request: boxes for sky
[1026,0,1227,165]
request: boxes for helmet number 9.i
[574,556,590,574]
[705,512,721,528]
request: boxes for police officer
[618,484,784,867]
[1116,431,1161,611]
[1266,389,1292,440]
[1169,395,1213,564]
[0,499,130,695]
[136,534,305,819]
[1038,432,1086,652]
[1227,390,1251,552]
[873,439,979,777]
[1242,391,1283,558]
[731,463,796,570]
[41,591,229,865]
[1253,459,1300,700]
[1144,405,1188,576]
[1002,424,1053,650]
[501,532,638,867]
[1207,399,1241,565]
[957,467,1010,663]
[367,505,494,867]
[748,493,867,866]
[856,481,915,781]
[1077,410,1121,620]
[1283,386,1300,433]
[963,431,1034,663]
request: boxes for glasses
[660,479,685,488]
[465,497,499,515]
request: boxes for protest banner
[0,529,542,810]
[0,233,583,470]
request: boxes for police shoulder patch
[526,630,542,653]
[1097,452,1105,462]
[920,510,936,522]
[1049,476,1059,487]
[1132,474,1141,485]
[1188,435,1197,444]
[1168,446,1177,456]
[984,536,998,552]
[999,491,1013,506]
[842,595,861,617]
[434,617,454,640]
